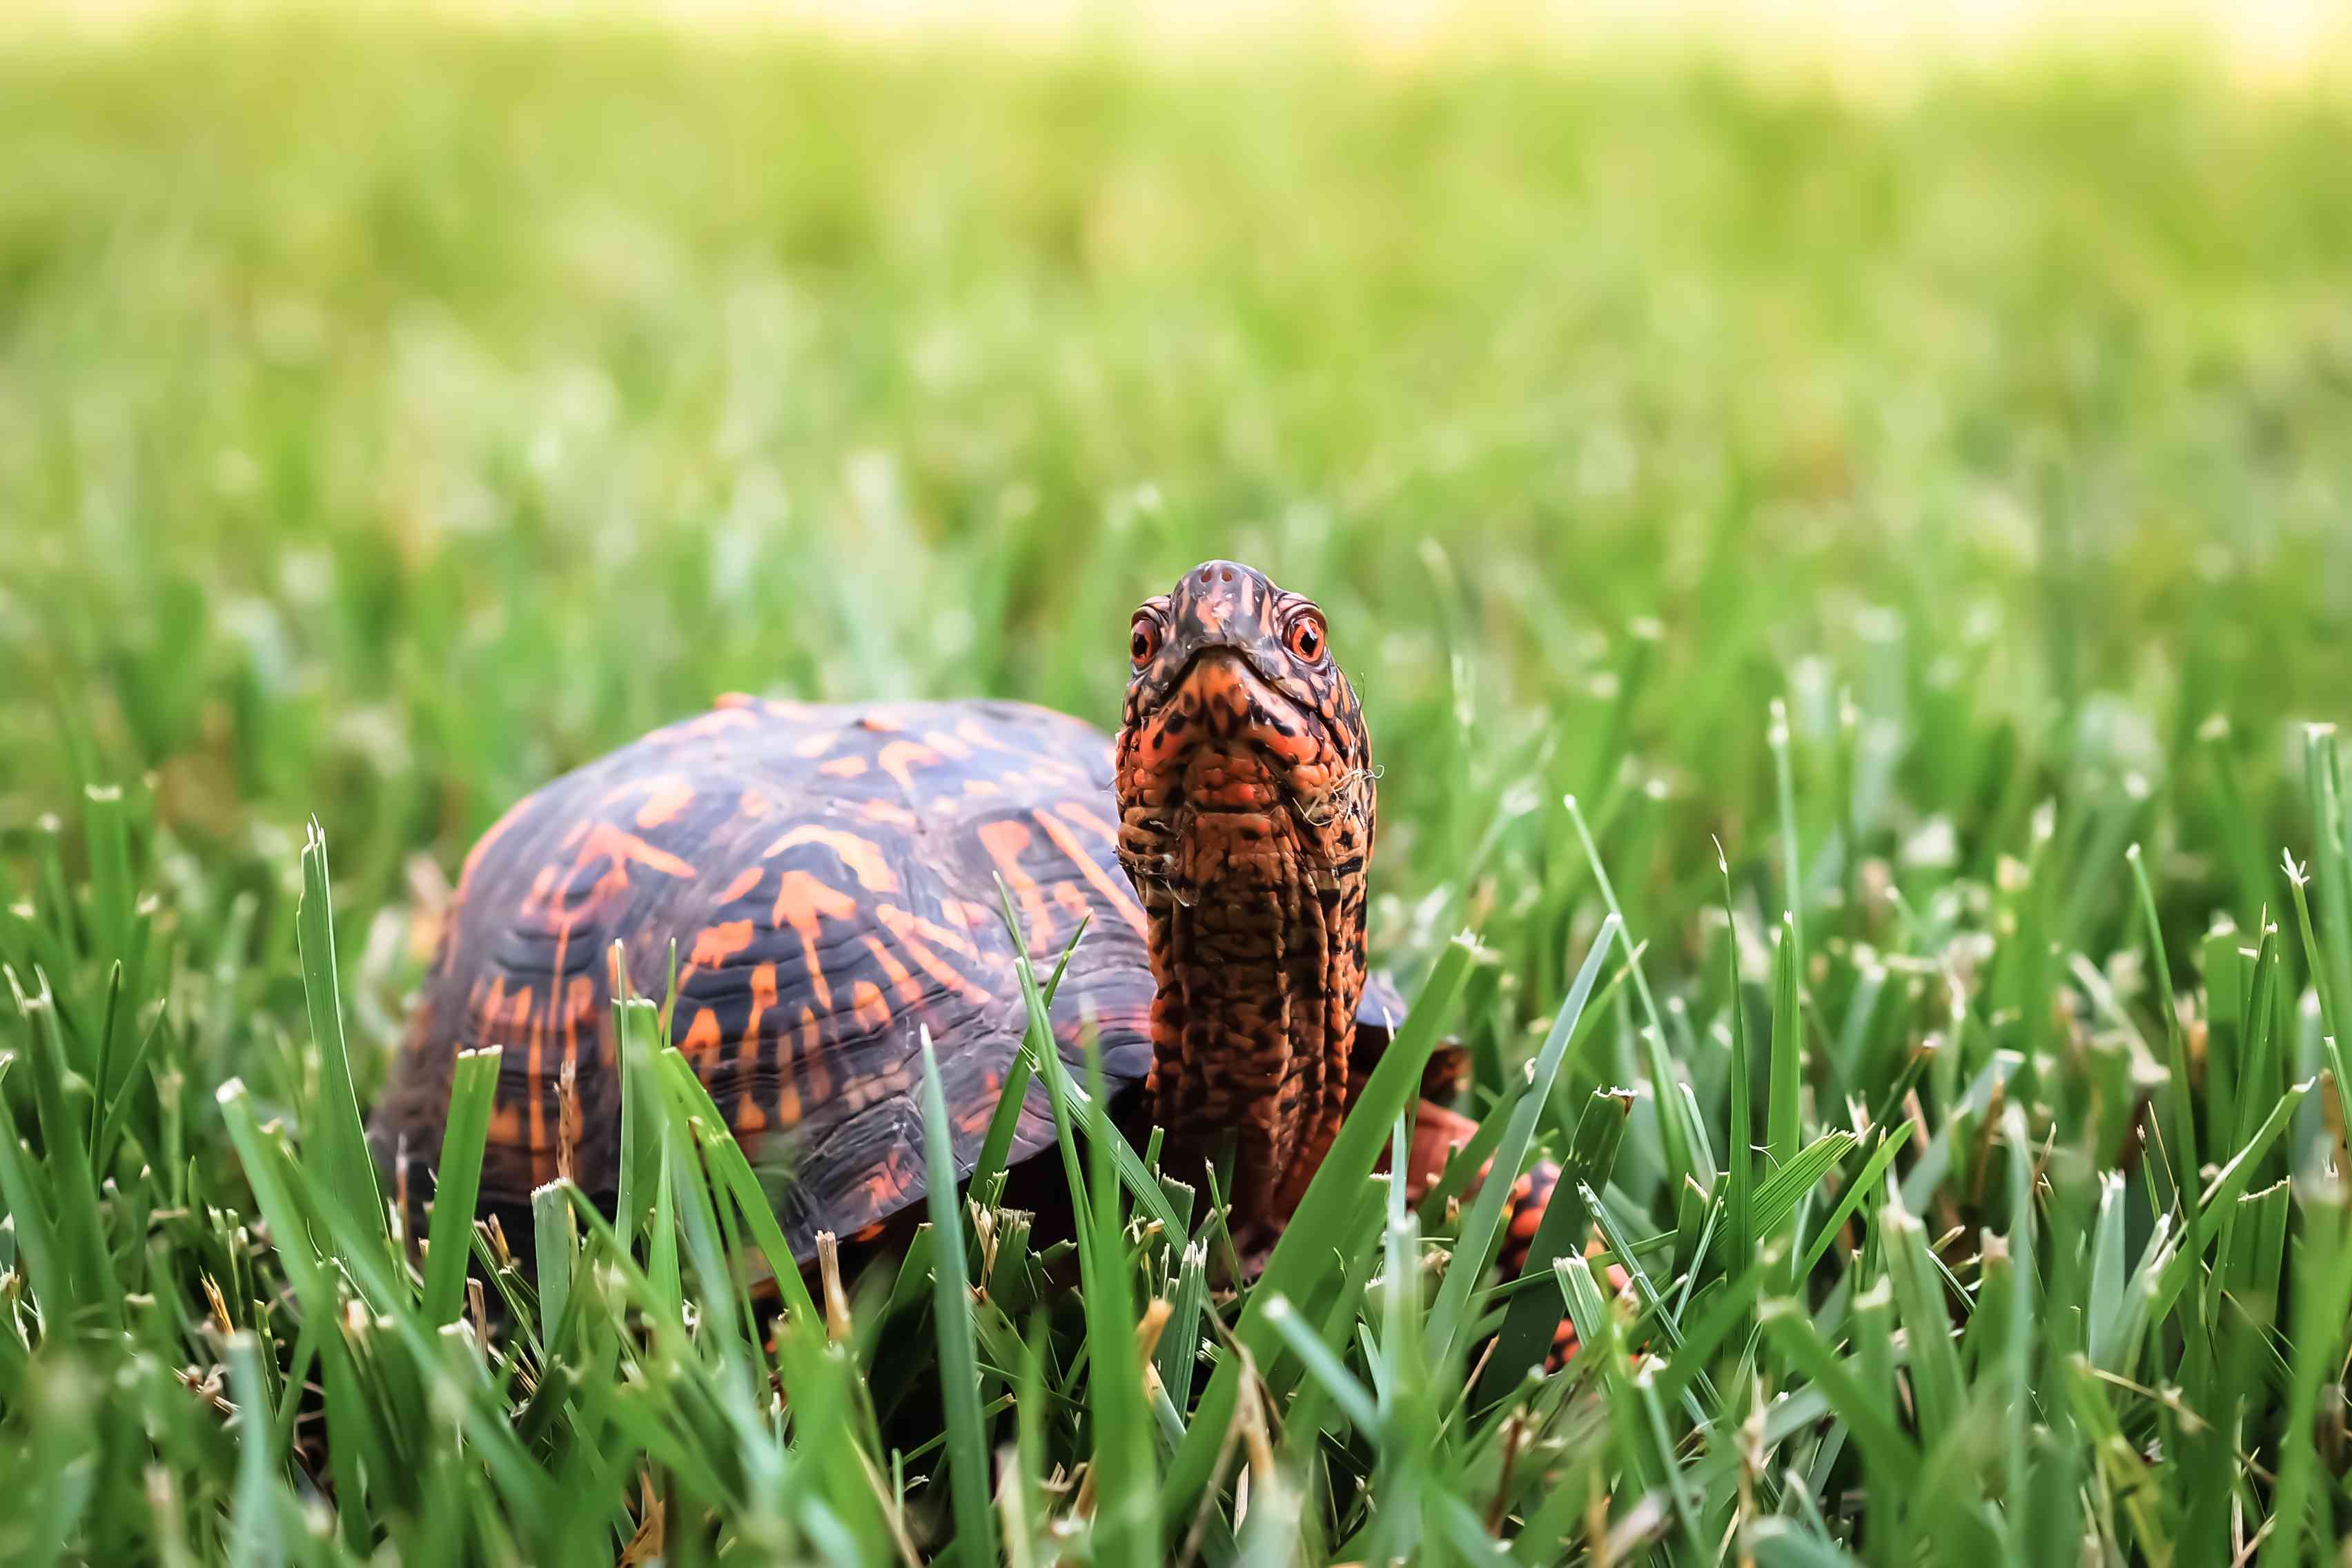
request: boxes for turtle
[369,560,1581,1343]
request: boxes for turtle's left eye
[1285,612,1327,664]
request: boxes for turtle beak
[1172,647,1256,738]
[1139,648,1324,813]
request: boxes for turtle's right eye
[1130,616,1163,667]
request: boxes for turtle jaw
[1113,645,1375,1256]
[1119,648,1368,888]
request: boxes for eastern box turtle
[371,561,1585,1346]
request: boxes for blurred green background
[2,14,2349,1063]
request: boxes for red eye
[1130,616,1163,667]
[1286,613,1327,663]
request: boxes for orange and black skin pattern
[1113,560,1375,1252]
[372,559,1594,1344]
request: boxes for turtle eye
[1285,611,1328,665]
[1130,615,1163,668]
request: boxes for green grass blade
[652,1046,825,1329]
[1722,844,1756,1277]
[2153,1078,2315,1321]
[225,1333,284,1568]
[993,882,1184,1239]
[296,823,389,1258]
[1566,795,1697,1184]
[969,920,1086,1200]
[1427,915,1620,1366]
[1752,1130,1857,1243]
[2129,843,2201,1216]
[612,988,662,1255]
[919,1030,999,1567]
[1797,1123,1914,1279]
[1755,1299,1922,1490]
[1079,1036,1157,1567]
[422,1046,501,1327]
[1766,910,1805,1298]
[531,1180,577,1353]
[1478,1085,1629,1404]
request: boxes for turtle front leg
[1400,1100,1626,1370]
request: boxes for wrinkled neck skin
[1126,746,1372,1255]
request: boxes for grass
[4,12,2352,1563]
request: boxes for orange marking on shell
[859,1150,913,1216]
[716,867,764,905]
[489,1101,525,1144]
[850,980,893,1034]
[977,820,1052,946]
[876,740,941,792]
[475,975,507,1041]
[765,994,803,1128]
[962,778,1002,797]
[743,963,778,1057]
[1030,810,1150,940]
[796,1008,831,1101]
[733,1091,768,1145]
[521,983,547,1162]
[576,821,698,881]
[794,730,837,758]
[739,789,777,819]
[860,799,919,828]
[954,716,1039,757]
[821,755,868,778]
[772,869,856,1012]
[634,774,696,830]
[1051,799,1122,842]
[689,920,756,969]
[876,903,982,962]
[858,708,909,734]
[763,825,900,893]
[683,1007,724,1061]
[714,692,758,709]
[922,729,973,759]
[772,868,859,925]
[861,934,930,1015]
[518,864,559,919]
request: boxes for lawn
[3,14,2352,1564]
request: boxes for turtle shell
[370,694,1411,1259]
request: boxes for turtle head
[1112,560,1375,1248]
[1114,560,1375,890]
